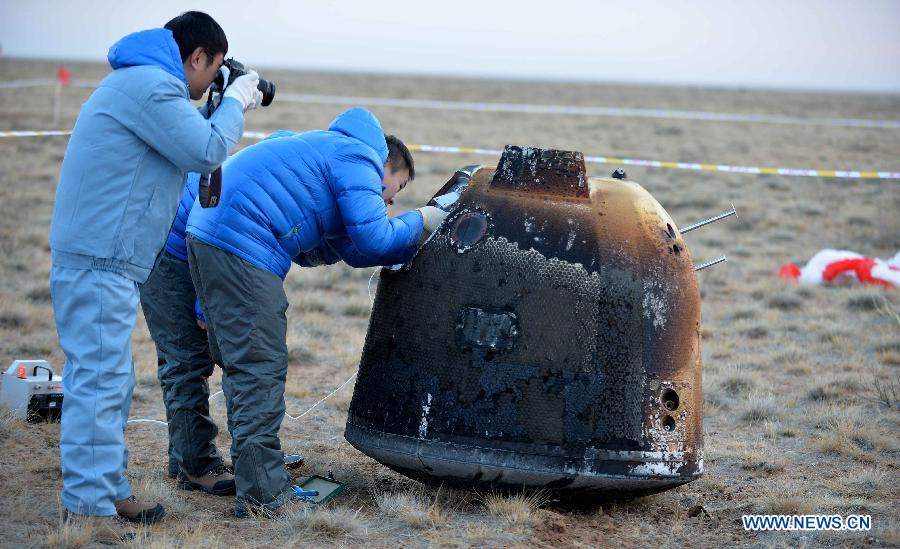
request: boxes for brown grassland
[0,57,898,547]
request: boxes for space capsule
[345,145,703,496]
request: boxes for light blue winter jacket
[49,28,245,283]
[186,108,423,279]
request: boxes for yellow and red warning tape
[2,129,897,181]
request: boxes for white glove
[212,64,229,107]
[218,64,231,88]
[223,70,263,112]
[418,206,450,233]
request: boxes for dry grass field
[1,57,898,547]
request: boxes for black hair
[164,11,228,63]
[385,135,415,180]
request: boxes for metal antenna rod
[695,256,727,272]
[680,203,737,234]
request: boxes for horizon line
[4,54,899,97]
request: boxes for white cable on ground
[126,374,357,428]
[127,390,223,426]
[126,418,168,426]
[126,273,375,428]
[283,372,358,421]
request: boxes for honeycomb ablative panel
[346,146,703,495]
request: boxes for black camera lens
[257,79,275,107]
[211,58,276,107]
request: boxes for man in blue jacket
[186,108,448,516]
[48,11,262,540]
[139,173,237,497]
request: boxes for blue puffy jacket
[49,28,245,283]
[186,108,423,279]
[170,170,410,268]
[164,172,200,262]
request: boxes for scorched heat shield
[345,146,703,496]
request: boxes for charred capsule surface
[345,146,703,496]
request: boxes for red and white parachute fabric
[779,249,900,288]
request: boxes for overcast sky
[1,0,898,93]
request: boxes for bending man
[185,108,447,516]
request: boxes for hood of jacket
[107,28,187,87]
[328,107,388,166]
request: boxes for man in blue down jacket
[48,11,262,539]
[186,107,448,516]
[139,173,239,497]
[142,156,416,505]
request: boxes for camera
[200,59,275,209]
[211,58,275,107]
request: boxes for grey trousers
[186,235,293,513]
[139,251,224,477]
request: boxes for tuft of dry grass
[871,369,900,410]
[135,369,159,388]
[731,309,758,320]
[132,475,191,518]
[806,385,841,402]
[758,486,816,515]
[375,488,446,529]
[125,523,226,549]
[720,372,758,396]
[287,345,317,365]
[341,294,373,318]
[770,348,808,369]
[785,363,813,376]
[44,516,94,549]
[740,323,769,339]
[877,525,900,546]
[278,506,369,542]
[739,435,788,474]
[481,490,547,527]
[293,294,329,314]
[740,391,783,423]
[461,522,501,546]
[814,408,895,462]
[872,294,900,326]
[767,291,804,311]
[879,350,900,366]
[845,291,883,312]
[828,466,887,499]
[702,396,724,417]
[0,404,21,442]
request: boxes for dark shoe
[63,509,136,543]
[234,486,313,518]
[284,453,304,469]
[177,464,235,496]
[168,456,179,479]
[115,495,166,524]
